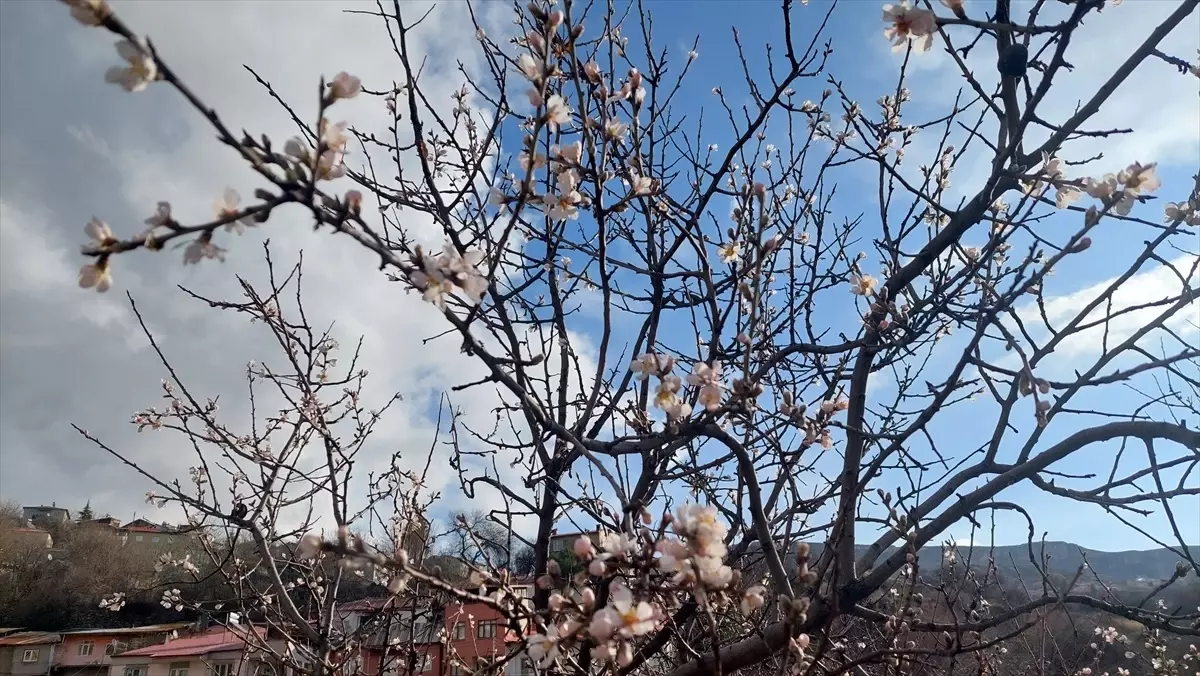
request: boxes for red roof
[117,627,264,658]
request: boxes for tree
[0,500,21,528]
[57,0,1199,675]
[78,501,95,522]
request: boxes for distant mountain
[747,540,1195,583]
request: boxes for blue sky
[0,0,1196,556]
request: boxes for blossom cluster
[524,505,790,669]
[405,242,489,309]
[629,352,724,421]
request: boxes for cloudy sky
[0,0,1196,552]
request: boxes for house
[117,520,180,548]
[6,528,53,550]
[340,597,443,676]
[107,626,283,676]
[547,530,596,557]
[442,580,535,676]
[82,517,122,529]
[21,506,70,528]
[0,632,62,676]
[55,624,191,676]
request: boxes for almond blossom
[65,0,108,26]
[214,188,255,234]
[849,273,878,296]
[144,201,172,228]
[596,530,636,560]
[629,172,653,196]
[741,585,766,614]
[84,217,116,247]
[1163,201,1198,225]
[573,535,596,558]
[654,374,684,411]
[526,624,562,666]
[182,235,226,265]
[544,94,572,130]
[1118,161,1160,195]
[718,242,740,264]
[79,259,112,293]
[604,118,629,143]
[590,583,657,641]
[546,171,583,220]
[328,71,361,100]
[105,39,157,92]
[1084,174,1118,200]
[687,361,724,412]
[882,3,937,53]
[99,591,126,611]
[518,53,542,82]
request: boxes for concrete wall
[6,644,55,676]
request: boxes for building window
[78,641,95,657]
[152,536,161,543]
[452,622,466,640]
[169,662,190,676]
[477,621,496,639]
[209,662,234,676]
[135,534,144,542]
[449,661,461,676]
[21,650,40,663]
[550,538,565,553]
[124,667,146,676]
[418,654,432,673]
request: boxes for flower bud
[628,68,642,90]
[1066,236,1092,253]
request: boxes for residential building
[20,506,70,528]
[55,624,191,676]
[6,528,53,550]
[340,597,442,676]
[547,530,596,557]
[81,517,122,529]
[443,581,534,676]
[0,632,61,676]
[117,520,180,548]
[107,626,283,676]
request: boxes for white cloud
[1004,253,1199,377]
[875,1,1199,199]
[0,0,534,532]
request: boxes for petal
[223,187,240,209]
[78,265,98,289]
[115,39,142,64]
[104,66,131,86]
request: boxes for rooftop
[117,627,265,659]
[0,632,62,646]
[62,624,192,637]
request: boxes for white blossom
[105,39,157,92]
[214,188,254,234]
[328,71,361,100]
[882,3,936,53]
